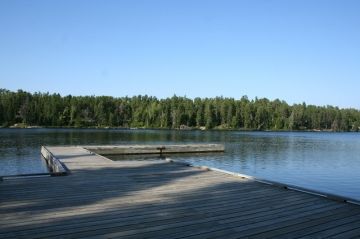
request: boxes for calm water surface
[1,128,360,200]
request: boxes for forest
[0,89,359,131]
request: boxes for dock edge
[165,158,360,206]
[41,146,68,176]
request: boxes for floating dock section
[84,144,225,155]
[1,145,360,238]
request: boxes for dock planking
[1,146,360,238]
[84,144,225,155]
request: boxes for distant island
[0,89,359,132]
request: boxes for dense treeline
[0,89,359,131]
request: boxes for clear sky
[0,0,359,109]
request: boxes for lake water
[1,128,360,201]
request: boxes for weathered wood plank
[145,205,349,239]
[0,188,312,227]
[54,203,342,239]
[327,226,360,239]
[0,197,326,238]
[274,213,360,239]
[246,208,360,239]
[0,196,319,233]
[0,186,279,214]
[298,218,360,239]
[1,145,359,239]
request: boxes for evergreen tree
[0,88,359,131]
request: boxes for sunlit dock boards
[1,146,360,238]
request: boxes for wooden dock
[84,144,225,155]
[1,146,360,238]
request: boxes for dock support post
[156,146,166,158]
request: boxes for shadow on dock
[1,161,360,238]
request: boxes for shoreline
[0,125,358,133]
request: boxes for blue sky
[0,0,359,109]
